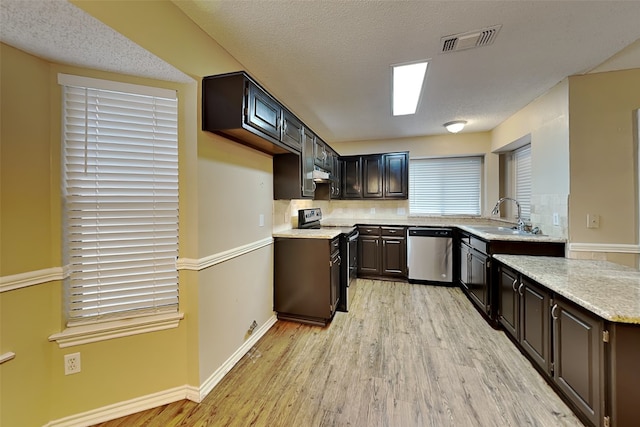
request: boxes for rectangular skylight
[392,61,428,116]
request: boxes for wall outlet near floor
[553,212,560,226]
[64,352,81,375]
[370,208,376,215]
[587,213,600,229]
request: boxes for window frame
[50,74,182,348]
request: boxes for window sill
[49,312,184,348]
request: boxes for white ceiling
[1,1,640,144]
[173,0,640,142]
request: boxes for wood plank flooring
[94,279,584,426]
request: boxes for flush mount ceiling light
[444,120,467,133]
[392,61,428,116]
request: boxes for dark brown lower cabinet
[496,262,640,427]
[552,297,604,427]
[520,277,551,374]
[357,226,406,279]
[498,264,519,338]
[459,240,490,315]
[497,265,551,374]
[274,237,340,325]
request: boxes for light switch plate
[553,213,560,226]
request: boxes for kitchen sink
[469,226,545,236]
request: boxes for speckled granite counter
[319,217,566,243]
[494,255,640,324]
[272,228,343,239]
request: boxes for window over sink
[409,156,482,215]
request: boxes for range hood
[312,166,330,181]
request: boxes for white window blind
[514,144,532,220]
[409,157,482,215]
[61,75,179,325]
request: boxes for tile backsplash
[274,193,569,240]
[529,193,568,239]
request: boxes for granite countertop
[494,255,640,324]
[272,228,343,239]
[318,217,566,243]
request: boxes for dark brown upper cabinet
[341,152,409,200]
[362,155,384,198]
[280,109,303,152]
[202,71,295,155]
[384,152,409,198]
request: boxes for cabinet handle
[512,278,518,292]
[337,256,341,266]
[517,282,524,296]
[389,230,397,234]
[551,303,559,320]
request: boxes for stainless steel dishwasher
[407,227,453,284]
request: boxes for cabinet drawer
[358,226,381,236]
[381,226,405,237]
[470,235,488,254]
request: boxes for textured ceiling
[1,1,639,144]
[173,0,640,142]
[0,0,192,84]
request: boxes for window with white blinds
[409,156,482,215]
[513,144,532,220]
[60,74,179,325]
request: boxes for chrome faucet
[491,197,525,231]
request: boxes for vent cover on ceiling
[440,24,502,53]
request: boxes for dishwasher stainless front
[407,227,453,284]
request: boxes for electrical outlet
[553,212,560,226]
[259,214,264,227]
[247,320,258,335]
[64,352,81,375]
[587,213,600,229]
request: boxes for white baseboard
[45,385,192,427]
[44,315,278,427]
[198,314,278,400]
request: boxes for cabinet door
[281,110,303,152]
[342,156,362,198]
[358,236,380,275]
[519,278,551,374]
[498,264,520,340]
[314,139,327,167]
[384,153,408,198]
[552,298,604,427]
[246,82,280,140]
[468,249,489,313]
[331,157,342,199]
[382,237,406,277]
[458,243,470,290]
[362,155,384,198]
[330,249,341,315]
[301,130,316,198]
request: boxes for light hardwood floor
[94,279,584,426]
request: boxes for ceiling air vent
[440,24,502,54]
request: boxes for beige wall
[567,68,640,265]
[491,79,570,238]
[1,1,277,425]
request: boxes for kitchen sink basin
[469,226,545,236]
